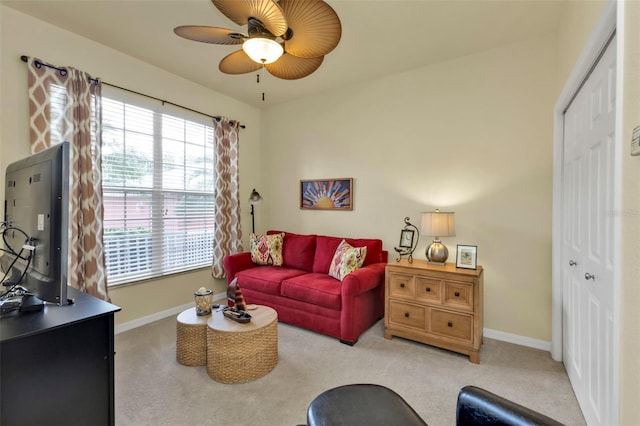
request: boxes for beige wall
[619,1,640,423]
[0,6,261,324]
[556,0,609,90]
[263,34,558,342]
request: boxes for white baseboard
[115,291,226,335]
[484,328,551,352]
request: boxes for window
[102,87,215,286]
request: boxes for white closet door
[562,35,616,426]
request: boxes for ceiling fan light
[242,37,283,64]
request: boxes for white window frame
[102,86,215,286]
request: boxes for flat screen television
[1,142,70,305]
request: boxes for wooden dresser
[384,259,483,363]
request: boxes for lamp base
[426,241,449,264]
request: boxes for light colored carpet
[115,316,585,425]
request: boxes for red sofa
[223,231,388,345]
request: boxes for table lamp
[421,210,455,264]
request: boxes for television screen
[1,142,70,305]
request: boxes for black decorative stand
[393,217,420,263]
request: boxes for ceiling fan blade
[279,0,341,58]
[212,0,287,37]
[219,50,263,75]
[174,26,244,45]
[266,54,323,80]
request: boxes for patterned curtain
[211,117,242,279]
[27,57,109,301]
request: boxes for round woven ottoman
[207,305,278,384]
[176,307,210,366]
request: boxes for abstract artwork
[300,178,353,210]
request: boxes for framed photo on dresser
[456,245,477,269]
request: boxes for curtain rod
[20,55,245,129]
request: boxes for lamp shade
[242,38,283,64]
[249,189,263,205]
[420,211,455,237]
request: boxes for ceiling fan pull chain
[262,92,265,101]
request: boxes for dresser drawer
[415,277,441,303]
[443,281,473,311]
[430,309,473,342]
[388,300,425,330]
[389,273,414,298]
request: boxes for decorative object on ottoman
[393,216,420,263]
[223,279,251,322]
[222,307,252,323]
[306,384,427,426]
[176,307,209,366]
[227,277,237,307]
[226,277,248,310]
[233,281,247,311]
[194,287,213,316]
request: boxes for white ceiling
[2,0,566,108]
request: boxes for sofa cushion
[328,240,367,281]
[236,266,306,296]
[281,273,342,311]
[250,232,284,266]
[313,235,384,274]
[268,230,316,272]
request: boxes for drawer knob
[404,312,410,318]
[447,321,453,327]
[425,287,431,292]
[400,283,405,288]
[454,291,460,297]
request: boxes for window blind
[102,87,215,286]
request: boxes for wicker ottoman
[207,305,278,384]
[176,307,209,366]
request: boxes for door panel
[562,35,615,426]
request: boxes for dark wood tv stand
[1,287,120,425]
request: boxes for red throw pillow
[268,231,316,272]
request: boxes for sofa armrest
[341,262,386,296]
[222,252,255,284]
[456,386,563,426]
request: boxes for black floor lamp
[249,189,263,234]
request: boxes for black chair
[456,385,564,426]
[305,384,565,426]
[306,384,427,426]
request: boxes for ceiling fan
[174,0,342,80]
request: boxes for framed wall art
[456,244,478,269]
[300,178,353,210]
